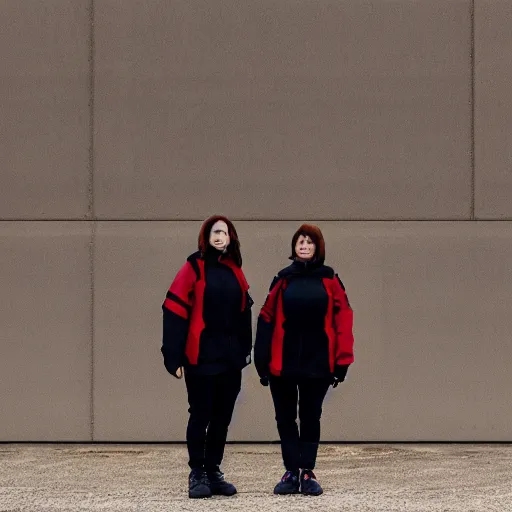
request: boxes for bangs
[290,224,325,263]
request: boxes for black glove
[164,358,181,379]
[332,364,350,388]
[260,376,269,387]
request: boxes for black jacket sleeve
[254,317,273,379]
[161,261,196,377]
[240,292,254,362]
[254,277,279,379]
[161,308,188,376]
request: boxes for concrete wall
[0,0,511,441]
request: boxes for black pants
[269,375,331,471]
[185,370,242,470]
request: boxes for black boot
[188,469,212,499]
[273,470,300,495]
[300,469,323,496]
[207,467,237,496]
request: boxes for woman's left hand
[332,364,350,387]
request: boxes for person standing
[254,224,354,496]
[161,215,253,499]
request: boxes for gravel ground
[0,443,511,511]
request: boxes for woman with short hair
[255,224,354,496]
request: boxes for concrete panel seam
[4,218,512,223]
[87,0,95,220]
[470,0,476,220]
[71,218,500,223]
[89,221,96,441]
[87,0,96,441]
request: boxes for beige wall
[1,1,511,441]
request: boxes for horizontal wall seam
[1,219,512,223]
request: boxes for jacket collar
[288,257,323,272]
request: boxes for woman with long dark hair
[161,215,252,499]
[255,224,354,496]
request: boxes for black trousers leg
[269,376,300,471]
[204,370,242,471]
[185,373,215,470]
[298,378,331,469]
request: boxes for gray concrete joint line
[87,0,95,221]
[76,218,512,222]
[2,218,512,222]
[89,222,96,441]
[470,0,476,220]
[88,0,96,439]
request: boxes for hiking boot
[273,470,300,495]
[300,469,323,496]
[207,468,237,496]
[188,469,212,499]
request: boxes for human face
[295,234,316,261]
[209,220,230,252]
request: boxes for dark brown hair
[198,215,242,267]
[290,224,325,263]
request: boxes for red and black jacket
[254,261,354,379]
[161,250,252,376]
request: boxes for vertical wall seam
[470,0,476,220]
[89,221,96,442]
[88,0,95,221]
[88,0,96,441]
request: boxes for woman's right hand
[175,367,183,379]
